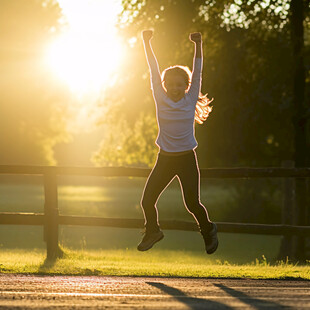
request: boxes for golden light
[45,0,123,96]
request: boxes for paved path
[0,274,309,309]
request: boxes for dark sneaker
[137,229,164,251]
[202,223,218,254]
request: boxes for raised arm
[190,32,202,59]
[188,32,203,99]
[142,30,162,85]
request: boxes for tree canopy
[93,0,309,167]
[0,0,71,165]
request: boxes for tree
[92,113,158,167]
[289,0,309,261]
[0,0,71,165]
[92,1,310,260]
[95,0,309,169]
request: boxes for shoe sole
[207,239,218,254]
[137,234,164,251]
[205,223,218,254]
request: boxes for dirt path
[0,274,309,309]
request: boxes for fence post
[293,177,308,261]
[278,160,295,260]
[306,178,310,259]
[43,167,62,260]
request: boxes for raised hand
[142,30,154,41]
[190,32,202,44]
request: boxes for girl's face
[164,75,188,102]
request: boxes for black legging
[141,150,212,233]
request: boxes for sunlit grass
[0,179,234,219]
[59,186,114,202]
[0,248,309,280]
[0,177,285,265]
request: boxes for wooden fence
[0,164,309,260]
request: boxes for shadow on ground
[147,281,231,309]
[147,281,290,310]
[214,283,290,310]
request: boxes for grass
[0,179,308,280]
[0,180,288,266]
[0,177,235,220]
[0,227,285,264]
[0,248,309,280]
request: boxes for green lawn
[0,177,235,220]
[1,178,307,280]
[0,248,309,280]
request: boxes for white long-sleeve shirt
[149,58,202,152]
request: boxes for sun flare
[46,0,123,96]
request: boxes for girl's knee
[141,194,156,210]
[184,199,202,213]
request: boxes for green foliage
[222,178,282,224]
[99,0,310,168]
[92,113,158,167]
[0,0,72,165]
[0,0,308,166]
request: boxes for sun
[46,0,123,96]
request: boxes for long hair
[162,65,213,124]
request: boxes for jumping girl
[138,30,218,254]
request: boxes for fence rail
[1,165,310,178]
[0,164,309,260]
[1,212,309,236]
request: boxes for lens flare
[45,0,123,96]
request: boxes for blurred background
[0,0,309,262]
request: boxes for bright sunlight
[46,0,123,96]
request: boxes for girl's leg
[141,153,175,232]
[177,151,213,233]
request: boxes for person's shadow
[213,283,291,310]
[147,281,290,309]
[146,281,232,309]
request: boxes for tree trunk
[290,0,308,262]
